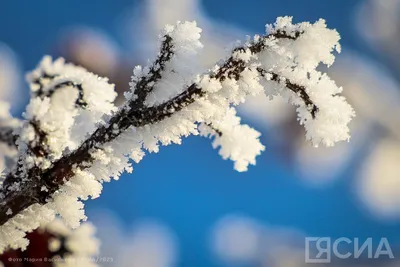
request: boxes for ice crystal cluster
[0,17,354,254]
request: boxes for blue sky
[1,0,398,266]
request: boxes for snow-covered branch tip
[0,17,354,252]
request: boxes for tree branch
[205,123,223,137]
[132,35,174,105]
[1,71,98,193]
[32,72,88,108]
[0,28,317,227]
[256,67,318,118]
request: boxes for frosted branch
[0,17,354,252]
[257,67,318,118]
[131,34,174,105]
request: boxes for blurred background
[1,0,400,266]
